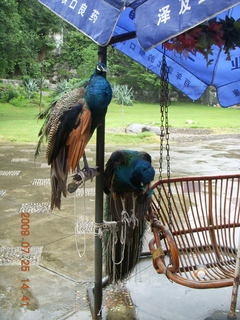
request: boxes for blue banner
[38,0,240,48]
[135,0,240,50]
[38,0,122,45]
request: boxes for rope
[108,196,140,282]
[111,197,130,261]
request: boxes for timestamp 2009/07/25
[20,212,31,307]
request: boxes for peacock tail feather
[104,191,152,283]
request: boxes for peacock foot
[67,167,99,193]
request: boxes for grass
[106,102,240,129]
[0,99,239,144]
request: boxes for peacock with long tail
[103,150,155,283]
[35,62,112,209]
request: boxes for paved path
[0,137,239,319]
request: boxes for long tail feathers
[50,146,68,210]
[104,192,151,283]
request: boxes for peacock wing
[35,87,86,158]
[139,151,153,164]
[103,150,127,194]
[47,103,84,165]
[49,102,90,210]
[66,105,92,172]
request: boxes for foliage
[49,29,98,81]
[9,96,31,108]
[0,0,63,77]
[164,17,240,62]
[23,79,39,99]
[108,49,160,102]
[0,0,21,75]
[0,86,19,103]
[112,85,134,106]
[50,78,88,104]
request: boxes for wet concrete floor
[0,136,239,320]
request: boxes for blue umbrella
[38,0,240,106]
[113,6,240,107]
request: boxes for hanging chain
[159,51,173,228]
[159,53,170,180]
[159,103,165,181]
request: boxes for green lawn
[0,100,239,144]
[106,102,240,129]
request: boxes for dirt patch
[168,128,240,142]
[107,127,240,142]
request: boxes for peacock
[103,150,155,283]
[35,62,112,209]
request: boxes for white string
[74,181,87,258]
[131,194,139,228]
[111,197,130,266]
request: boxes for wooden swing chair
[148,54,240,289]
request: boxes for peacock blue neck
[85,73,112,130]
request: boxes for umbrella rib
[109,31,136,45]
[210,48,222,86]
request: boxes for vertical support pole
[228,233,240,319]
[94,45,107,319]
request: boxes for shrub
[23,78,39,99]
[0,86,19,102]
[51,78,88,104]
[113,85,134,106]
[9,96,30,108]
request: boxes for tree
[0,0,22,75]
[0,0,63,77]
[108,48,160,102]
[52,29,98,80]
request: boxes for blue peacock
[35,62,112,209]
[104,150,155,282]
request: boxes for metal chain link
[159,103,165,181]
[159,51,173,228]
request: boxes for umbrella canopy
[38,0,240,106]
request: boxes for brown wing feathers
[66,106,92,171]
[35,86,93,209]
[48,103,92,209]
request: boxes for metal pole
[94,45,107,319]
[228,233,240,319]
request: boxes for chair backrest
[151,174,240,286]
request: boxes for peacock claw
[67,167,99,193]
[83,166,99,182]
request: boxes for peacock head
[95,62,108,75]
[130,160,155,191]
